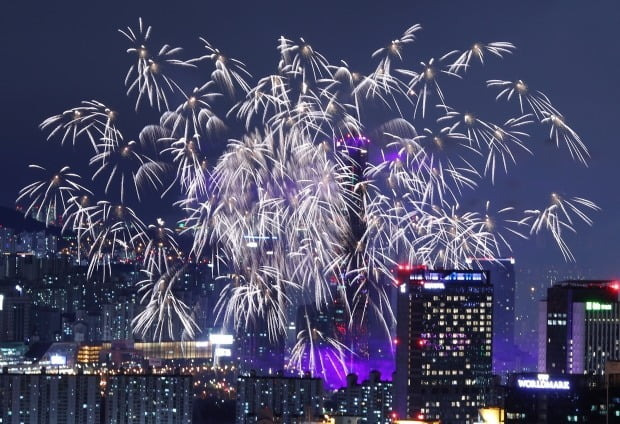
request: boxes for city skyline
[0,1,619,423]
[1,0,619,279]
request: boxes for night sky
[1,0,618,277]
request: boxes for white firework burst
[133,264,199,341]
[120,17,193,111]
[17,165,92,226]
[18,19,600,381]
[40,100,121,152]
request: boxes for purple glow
[348,357,395,384]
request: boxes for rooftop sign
[586,301,612,311]
[517,374,570,390]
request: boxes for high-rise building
[514,265,589,365]
[236,371,324,424]
[30,306,62,341]
[16,232,35,253]
[0,288,32,342]
[333,371,393,424]
[0,370,101,423]
[0,227,15,254]
[236,316,285,375]
[34,230,57,257]
[335,135,375,371]
[104,373,192,424]
[394,267,493,423]
[468,257,517,376]
[102,295,139,341]
[538,279,620,375]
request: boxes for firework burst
[18,18,599,378]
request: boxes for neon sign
[214,348,232,357]
[209,334,234,345]
[423,282,445,290]
[517,374,570,390]
[50,355,66,366]
[586,302,612,311]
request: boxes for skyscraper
[538,279,620,375]
[335,135,376,371]
[468,257,517,375]
[394,267,493,423]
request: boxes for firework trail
[18,18,599,380]
[40,100,121,152]
[132,263,199,341]
[17,165,91,226]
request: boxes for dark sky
[1,0,619,277]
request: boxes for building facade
[104,373,192,424]
[333,371,393,424]
[469,258,517,376]
[236,372,324,423]
[394,267,493,423]
[504,372,620,423]
[538,280,620,375]
[0,371,101,424]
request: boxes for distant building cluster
[0,370,192,424]
[0,227,57,257]
[0,217,619,423]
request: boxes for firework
[525,193,599,261]
[133,264,199,341]
[487,79,559,119]
[448,42,515,74]
[120,18,192,111]
[288,305,351,384]
[190,39,251,98]
[19,18,599,372]
[85,201,145,280]
[40,100,121,152]
[90,140,166,203]
[135,219,181,274]
[17,165,91,226]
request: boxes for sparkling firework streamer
[17,165,92,226]
[189,39,252,99]
[90,140,166,203]
[365,24,421,108]
[61,194,94,263]
[487,79,560,119]
[85,201,145,280]
[135,219,181,274]
[18,19,600,370]
[133,264,199,341]
[120,18,193,111]
[525,193,599,261]
[541,112,590,165]
[438,108,533,183]
[40,100,121,152]
[288,305,351,385]
[448,42,515,74]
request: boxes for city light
[516,374,570,390]
[585,301,612,311]
[209,334,234,345]
[50,355,67,366]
